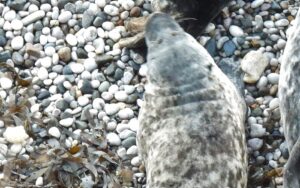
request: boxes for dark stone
[75,120,88,129]
[271,2,282,12]
[114,68,124,80]
[126,93,139,104]
[92,90,100,99]
[128,60,140,71]
[34,31,42,43]
[34,22,44,31]
[65,75,75,83]
[37,90,51,100]
[82,10,95,28]
[41,99,51,108]
[204,38,217,57]
[75,3,88,13]
[63,65,73,75]
[105,63,117,76]
[64,3,76,14]
[240,17,253,28]
[93,12,107,26]
[56,99,69,110]
[7,0,26,11]
[0,51,11,62]
[122,137,136,149]
[60,111,73,119]
[57,83,66,94]
[76,48,88,59]
[223,40,236,56]
[12,52,24,65]
[95,54,114,66]
[57,0,69,9]
[81,80,94,94]
[251,107,263,117]
[0,36,7,47]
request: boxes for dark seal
[137,13,247,188]
[279,8,300,188]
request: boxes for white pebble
[122,0,135,10]
[251,0,264,8]
[269,98,279,110]
[102,21,115,31]
[4,10,16,21]
[127,145,138,155]
[78,96,89,106]
[114,91,128,102]
[107,132,121,146]
[104,103,120,115]
[70,63,84,73]
[229,25,244,37]
[131,156,141,166]
[104,5,119,16]
[38,67,49,80]
[248,138,263,150]
[59,118,74,127]
[11,36,24,50]
[58,11,72,23]
[35,177,43,186]
[118,108,134,119]
[3,126,29,144]
[95,0,106,7]
[11,19,23,30]
[66,34,78,46]
[108,29,121,42]
[10,144,23,155]
[0,77,13,89]
[48,127,61,138]
[22,10,46,26]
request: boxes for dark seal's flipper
[279,7,300,188]
[138,13,247,188]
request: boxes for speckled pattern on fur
[137,13,247,188]
[279,7,300,188]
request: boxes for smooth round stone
[0,77,13,89]
[118,108,134,119]
[119,129,136,139]
[129,118,138,132]
[70,63,85,73]
[107,132,121,146]
[11,36,24,50]
[117,147,127,159]
[256,76,268,89]
[91,80,100,88]
[58,11,72,23]
[123,72,134,84]
[48,127,61,138]
[11,19,23,30]
[108,29,121,42]
[122,0,135,10]
[122,137,136,148]
[78,96,89,106]
[277,39,286,49]
[104,5,119,16]
[269,98,279,110]
[114,91,128,102]
[107,121,117,131]
[4,10,16,21]
[131,156,141,166]
[10,144,22,155]
[223,40,236,56]
[41,57,52,68]
[58,47,71,62]
[83,26,97,42]
[275,19,289,27]
[3,126,29,144]
[59,118,74,127]
[104,103,120,115]
[38,67,49,80]
[99,81,110,92]
[250,124,266,138]
[229,25,244,37]
[95,0,106,7]
[248,138,263,150]
[35,177,43,186]
[101,91,113,100]
[264,20,275,28]
[251,0,264,8]
[45,46,56,56]
[267,73,279,84]
[102,21,114,31]
[66,34,78,46]
[83,58,97,71]
[127,145,138,155]
[82,10,95,28]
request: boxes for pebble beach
[0,0,298,187]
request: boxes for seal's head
[145,13,184,44]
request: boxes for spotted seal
[279,8,300,188]
[137,13,247,188]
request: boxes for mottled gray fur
[137,13,247,188]
[279,8,300,188]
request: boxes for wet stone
[122,136,136,149]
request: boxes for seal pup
[137,13,247,188]
[279,8,300,188]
